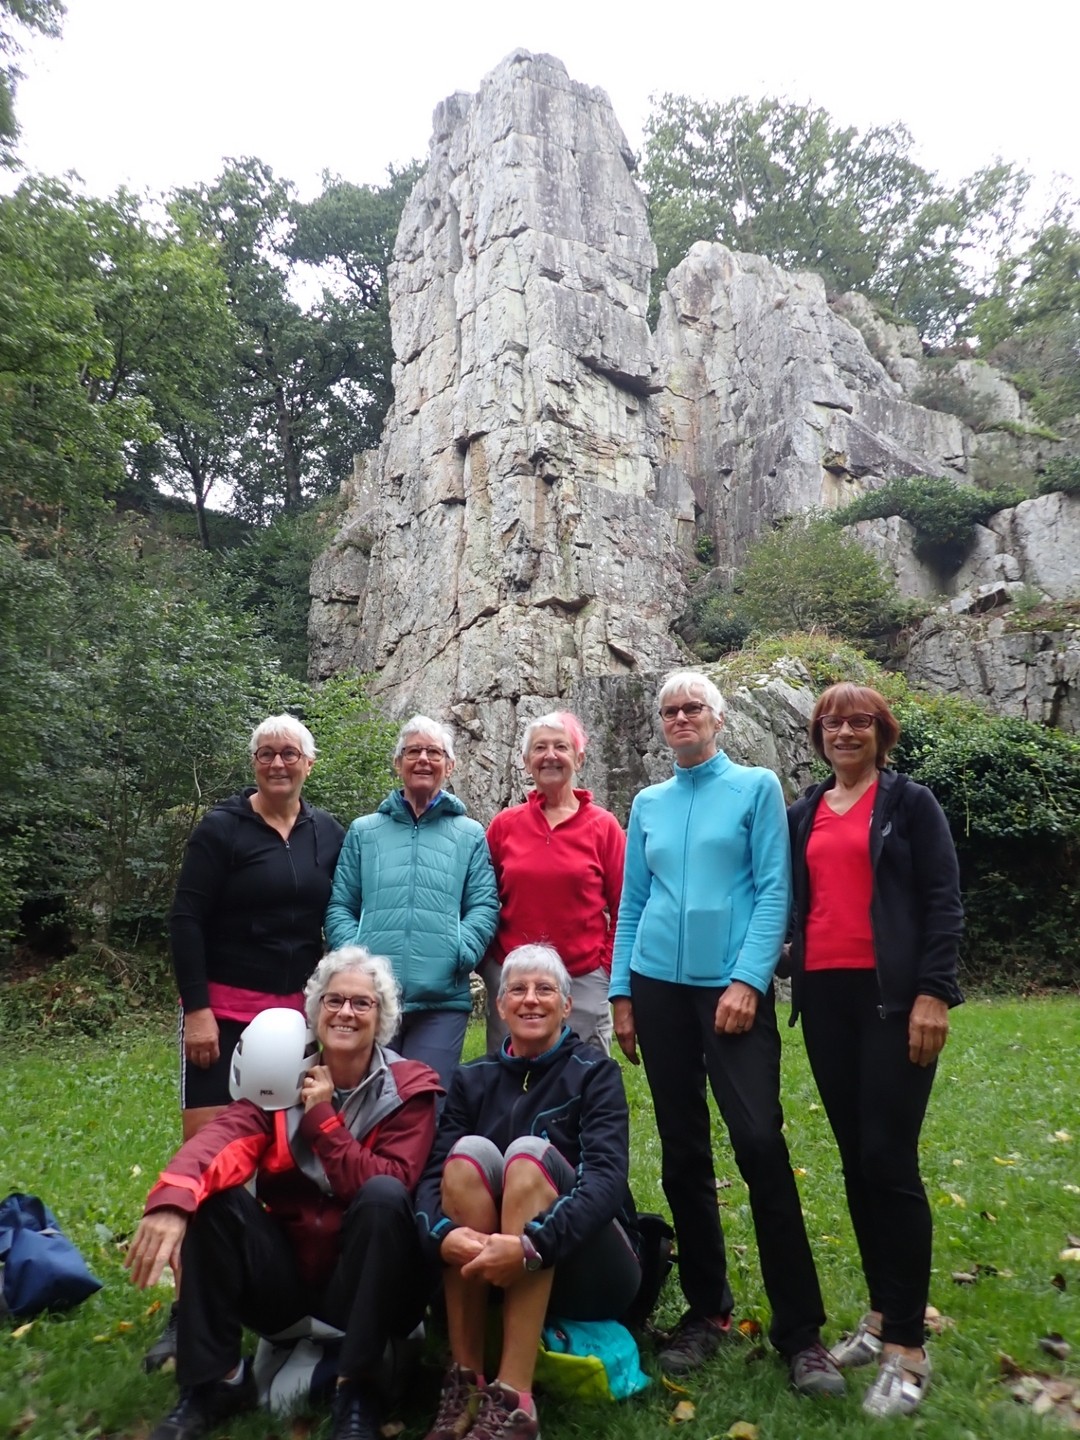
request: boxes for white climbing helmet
[229,1008,319,1110]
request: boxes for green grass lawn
[1,998,1078,1439]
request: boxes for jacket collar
[379,788,466,821]
[497,1024,573,1075]
[671,749,731,782]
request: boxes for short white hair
[498,944,572,1002]
[657,670,727,722]
[393,714,456,762]
[250,714,316,758]
[304,946,401,1047]
[520,711,588,765]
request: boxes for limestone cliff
[309,50,1063,814]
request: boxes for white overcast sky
[7,0,1079,204]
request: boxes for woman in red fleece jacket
[482,712,625,1053]
[126,947,441,1440]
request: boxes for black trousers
[176,1175,431,1390]
[631,972,826,1356]
[800,970,937,1348]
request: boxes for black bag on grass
[622,1211,675,1329]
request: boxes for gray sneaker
[658,1311,732,1374]
[789,1342,847,1397]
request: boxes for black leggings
[800,970,937,1348]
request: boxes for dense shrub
[1037,454,1080,497]
[833,474,1027,567]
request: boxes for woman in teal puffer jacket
[325,715,499,1088]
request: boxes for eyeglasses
[659,702,707,721]
[254,746,304,765]
[819,713,876,732]
[320,993,378,1014]
[504,983,560,1001]
[401,745,446,761]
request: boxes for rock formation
[309,50,1069,815]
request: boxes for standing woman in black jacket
[143,714,345,1373]
[787,684,963,1421]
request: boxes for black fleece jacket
[170,789,345,1012]
[415,1027,639,1269]
[787,769,964,1024]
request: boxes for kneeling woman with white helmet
[126,947,442,1440]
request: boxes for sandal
[830,1314,883,1369]
[862,1351,931,1417]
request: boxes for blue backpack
[0,1193,102,1318]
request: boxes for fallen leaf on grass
[924,1306,953,1334]
[1064,1184,1080,1195]
[1068,1234,1080,1249]
[144,1300,163,1318]
[9,1410,36,1434]
[671,1399,696,1423]
[1048,1130,1072,1144]
[980,1211,998,1223]
[1059,1248,1080,1263]
[792,1167,807,1177]
[11,1323,33,1339]
[661,1376,690,1395]
[131,1164,142,1176]
[737,1319,762,1339]
[952,1269,979,1285]
[1038,1334,1071,1360]
[726,1424,759,1440]
[993,1156,1017,1166]
[1051,1273,1067,1291]
[1001,1355,1080,1425]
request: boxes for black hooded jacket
[170,789,345,1012]
[786,769,964,1024]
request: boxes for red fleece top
[803,781,877,971]
[485,789,626,977]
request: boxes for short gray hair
[498,944,572,1002]
[250,714,316,758]
[520,711,588,765]
[393,714,456,763]
[657,669,727,722]
[304,946,401,1047]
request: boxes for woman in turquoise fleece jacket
[325,715,498,1088]
[609,671,841,1398]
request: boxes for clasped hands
[440,1226,535,1287]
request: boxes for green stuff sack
[535,1318,650,1402]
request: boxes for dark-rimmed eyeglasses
[254,746,304,765]
[659,702,707,721]
[819,713,876,732]
[320,993,378,1014]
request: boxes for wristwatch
[520,1233,543,1272]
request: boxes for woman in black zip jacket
[786,683,962,1420]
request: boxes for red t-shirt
[803,782,877,972]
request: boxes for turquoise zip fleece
[324,789,499,1013]
[609,750,791,998]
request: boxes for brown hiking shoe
[423,1365,482,1440]
[468,1381,539,1440]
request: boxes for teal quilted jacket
[324,789,499,1013]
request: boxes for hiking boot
[469,1381,539,1440]
[424,1364,482,1440]
[330,1381,381,1440]
[789,1341,847,1397]
[862,1351,931,1417]
[143,1301,180,1373]
[830,1314,883,1369]
[657,1311,732,1374]
[148,1360,257,1440]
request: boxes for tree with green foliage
[972,212,1080,430]
[641,93,1030,344]
[0,178,156,544]
[290,162,421,457]
[0,0,63,162]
